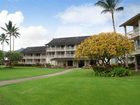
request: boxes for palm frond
[101,9,111,14]
[9,21,13,29]
[95,0,109,9]
[1,27,7,32]
[0,33,9,45]
[116,7,124,11]
[5,40,9,44]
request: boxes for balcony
[47,46,76,52]
[66,47,76,51]
[47,54,74,59]
[23,55,46,59]
[47,47,65,51]
[127,28,140,39]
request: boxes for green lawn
[0,66,64,81]
[0,69,140,105]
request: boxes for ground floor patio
[135,55,140,70]
[51,58,96,68]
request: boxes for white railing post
[138,20,140,34]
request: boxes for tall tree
[1,21,20,52]
[11,26,20,51]
[0,33,9,51]
[75,32,134,67]
[95,0,124,32]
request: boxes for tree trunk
[10,34,11,52]
[124,26,129,68]
[8,34,12,68]
[111,12,116,33]
[2,43,4,52]
[13,36,14,51]
[125,54,129,68]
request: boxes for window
[137,39,140,46]
[67,45,74,49]
[66,51,74,54]
[36,53,40,56]
[47,52,55,57]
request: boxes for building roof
[16,48,25,52]
[46,36,90,46]
[21,46,46,54]
[120,13,140,27]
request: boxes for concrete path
[0,69,74,87]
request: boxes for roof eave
[120,13,140,27]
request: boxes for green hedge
[93,66,131,77]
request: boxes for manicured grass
[0,66,64,81]
[0,69,140,105]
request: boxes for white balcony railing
[127,28,140,38]
[23,55,46,59]
[47,54,74,58]
[47,46,76,51]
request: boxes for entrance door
[67,60,73,66]
[78,60,85,68]
[90,60,96,66]
[136,55,140,69]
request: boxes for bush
[45,63,52,68]
[93,66,112,77]
[14,64,34,66]
[111,67,131,77]
[93,66,131,77]
[5,51,23,64]
[15,63,47,68]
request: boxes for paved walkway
[0,69,74,87]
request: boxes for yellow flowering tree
[75,32,134,66]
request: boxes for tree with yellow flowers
[75,32,134,67]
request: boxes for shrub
[15,63,46,68]
[93,66,131,77]
[45,63,52,68]
[111,67,131,77]
[93,66,112,77]
[14,64,34,66]
[5,52,23,64]
[4,51,23,67]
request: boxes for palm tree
[95,0,124,32]
[0,33,9,51]
[1,21,20,52]
[11,26,20,51]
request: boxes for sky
[0,0,140,51]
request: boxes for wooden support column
[138,20,140,34]
[134,55,138,71]
[124,26,127,36]
[124,26,128,67]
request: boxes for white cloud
[57,4,110,26]
[0,10,48,51]
[0,10,24,27]
[55,3,140,36]
[55,4,113,36]
[15,26,48,49]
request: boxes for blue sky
[0,0,140,50]
[0,0,139,26]
[1,0,94,26]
